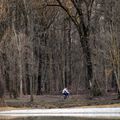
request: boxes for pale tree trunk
[107,21,120,98]
[12,21,23,97]
[68,19,72,86]
[23,0,34,102]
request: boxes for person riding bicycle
[62,88,70,99]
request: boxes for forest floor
[0,92,120,111]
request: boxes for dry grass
[1,103,120,111]
[0,116,22,120]
[82,103,120,108]
[0,107,16,111]
[0,94,120,109]
[0,107,28,111]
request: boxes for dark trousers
[63,92,69,99]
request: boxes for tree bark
[78,22,101,96]
[80,33,93,89]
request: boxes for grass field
[0,93,120,110]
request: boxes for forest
[0,0,120,104]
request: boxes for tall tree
[46,0,101,95]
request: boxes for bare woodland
[0,0,120,102]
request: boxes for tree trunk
[68,19,72,86]
[37,51,42,95]
[78,24,101,96]
[81,35,93,89]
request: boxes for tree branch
[89,0,95,17]
[46,4,60,7]
[46,11,58,30]
[54,0,78,27]
[70,0,83,16]
[83,0,89,7]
